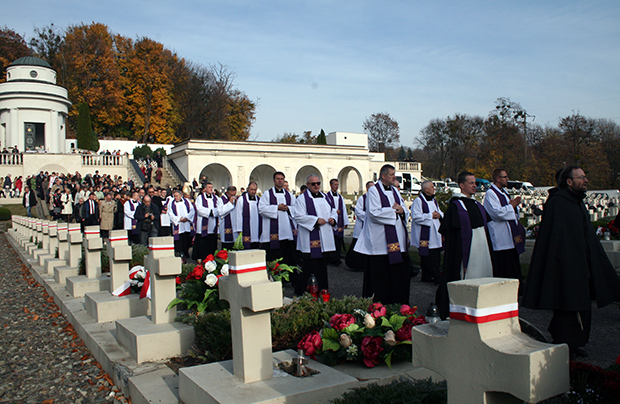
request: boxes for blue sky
[6,1,620,146]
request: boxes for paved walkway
[0,234,129,403]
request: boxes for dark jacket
[22,191,37,207]
[135,203,161,233]
[81,199,101,226]
[522,188,620,311]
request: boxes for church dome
[9,56,52,68]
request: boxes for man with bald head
[135,195,160,245]
[411,181,443,283]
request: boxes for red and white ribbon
[84,230,100,235]
[112,266,151,299]
[229,263,267,275]
[109,235,128,242]
[148,244,174,251]
[449,303,518,324]
[68,227,80,232]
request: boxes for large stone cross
[412,278,569,404]
[219,250,283,383]
[145,236,181,324]
[107,230,133,292]
[67,223,83,268]
[83,225,103,278]
[56,223,69,261]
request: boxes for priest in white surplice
[293,174,337,295]
[234,181,262,249]
[410,180,443,283]
[124,191,141,244]
[218,186,238,250]
[354,164,411,305]
[193,183,219,260]
[168,190,196,259]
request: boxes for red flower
[361,336,384,367]
[616,355,620,365]
[175,276,181,285]
[298,331,322,358]
[187,265,204,280]
[400,304,418,316]
[368,303,386,319]
[396,323,414,341]
[205,254,215,262]
[411,315,427,326]
[329,313,356,331]
[216,250,228,261]
[272,263,280,274]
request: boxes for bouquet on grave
[267,258,298,283]
[167,249,230,314]
[297,303,427,368]
[129,266,148,295]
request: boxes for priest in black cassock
[436,171,493,319]
[522,166,620,358]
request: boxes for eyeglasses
[309,182,321,186]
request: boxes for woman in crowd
[61,187,73,222]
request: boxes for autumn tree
[61,23,125,136]
[363,112,400,152]
[29,24,65,83]
[0,27,30,82]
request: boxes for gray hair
[306,174,319,183]
[421,180,434,191]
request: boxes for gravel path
[0,234,129,404]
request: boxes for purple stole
[325,192,345,238]
[200,193,218,236]
[374,182,405,264]
[454,199,488,277]
[242,194,262,249]
[128,201,140,235]
[418,196,440,256]
[303,192,325,258]
[268,188,296,249]
[489,187,526,254]
[221,196,234,242]
[171,198,191,241]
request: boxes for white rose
[205,273,218,287]
[339,334,352,348]
[363,314,376,329]
[204,260,217,273]
[220,264,229,277]
[384,330,397,346]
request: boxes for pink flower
[330,314,356,331]
[400,304,418,316]
[368,303,386,319]
[396,323,413,341]
[361,336,384,367]
[298,331,323,358]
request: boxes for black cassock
[435,196,493,319]
[522,188,620,349]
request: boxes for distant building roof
[9,56,52,68]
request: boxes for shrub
[0,207,12,221]
[153,147,167,157]
[331,377,447,404]
[132,144,153,160]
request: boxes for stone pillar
[83,226,102,278]
[67,223,82,268]
[48,221,58,256]
[107,230,132,293]
[57,223,69,261]
[41,220,49,251]
[145,237,182,325]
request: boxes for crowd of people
[18,163,620,360]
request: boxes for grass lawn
[0,204,40,219]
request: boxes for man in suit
[81,193,101,227]
[135,195,161,245]
[22,186,38,217]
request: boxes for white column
[9,108,19,149]
[49,110,58,153]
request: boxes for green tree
[76,102,98,151]
[317,129,327,144]
[397,146,406,161]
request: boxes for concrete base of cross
[66,275,110,298]
[179,349,358,404]
[85,291,150,323]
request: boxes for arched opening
[338,166,363,196]
[295,165,323,193]
[249,164,277,194]
[199,163,232,194]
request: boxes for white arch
[249,164,277,194]
[199,163,232,194]
[295,165,323,192]
[337,166,363,195]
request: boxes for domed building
[0,56,71,153]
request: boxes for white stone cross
[219,249,283,383]
[412,278,569,404]
[145,236,181,324]
[56,223,69,261]
[48,221,58,257]
[83,225,103,278]
[67,223,83,268]
[107,230,133,292]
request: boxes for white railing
[0,153,23,165]
[81,154,128,167]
